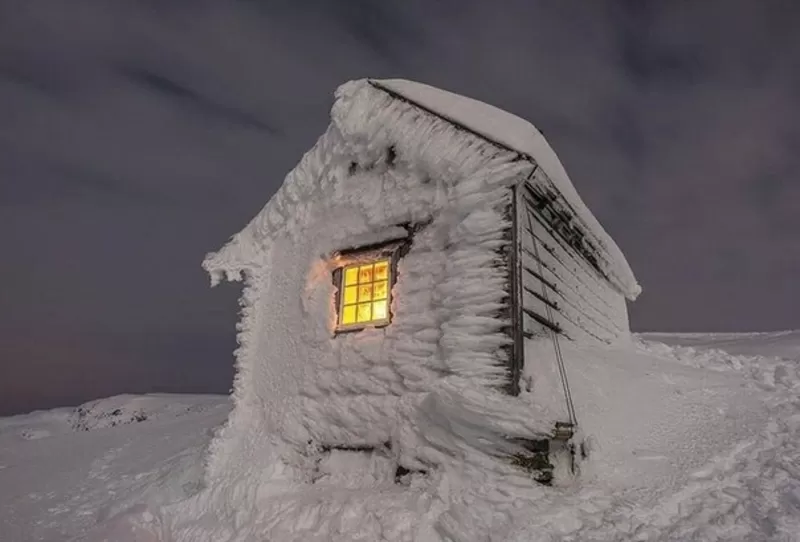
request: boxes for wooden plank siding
[519,193,628,323]
[521,288,610,343]
[522,171,617,285]
[516,175,630,345]
[504,184,525,396]
[519,223,627,325]
[519,240,627,340]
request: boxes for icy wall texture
[197,79,636,540]
[204,79,559,476]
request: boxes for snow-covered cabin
[202,79,640,486]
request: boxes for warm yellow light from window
[339,259,391,328]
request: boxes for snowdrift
[642,329,800,361]
[3,334,797,541]
[0,395,230,542]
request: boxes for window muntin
[338,259,391,329]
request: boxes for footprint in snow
[20,429,51,440]
[632,450,668,461]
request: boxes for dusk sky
[1,1,798,416]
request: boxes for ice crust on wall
[198,80,582,541]
[196,79,640,540]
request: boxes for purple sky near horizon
[1,0,798,415]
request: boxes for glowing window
[337,259,391,329]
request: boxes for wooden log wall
[517,173,630,344]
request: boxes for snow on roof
[371,79,559,170]
[370,79,640,300]
[204,78,640,299]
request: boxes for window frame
[331,240,404,334]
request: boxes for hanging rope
[524,202,578,431]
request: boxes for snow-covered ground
[1,332,798,541]
[0,395,230,542]
[641,330,800,361]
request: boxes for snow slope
[641,330,800,361]
[0,395,230,542]
[1,333,798,541]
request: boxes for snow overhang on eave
[202,230,263,286]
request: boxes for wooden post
[506,182,525,395]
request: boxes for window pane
[358,265,373,284]
[342,305,357,325]
[357,302,372,322]
[336,257,393,330]
[372,300,387,320]
[344,286,358,305]
[374,261,389,281]
[358,284,373,302]
[344,267,359,287]
[373,280,388,300]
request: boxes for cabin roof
[370,79,565,181]
[204,78,640,300]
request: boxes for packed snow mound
[527,340,768,500]
[67,394,223,432]
[642,329,800,361]
[0,394,224,443]
[0,407,73,442]
[0,395,230,542]
[0,334,790,541]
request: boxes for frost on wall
[196,79,637,541]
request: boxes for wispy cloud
[117,64,282,134]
